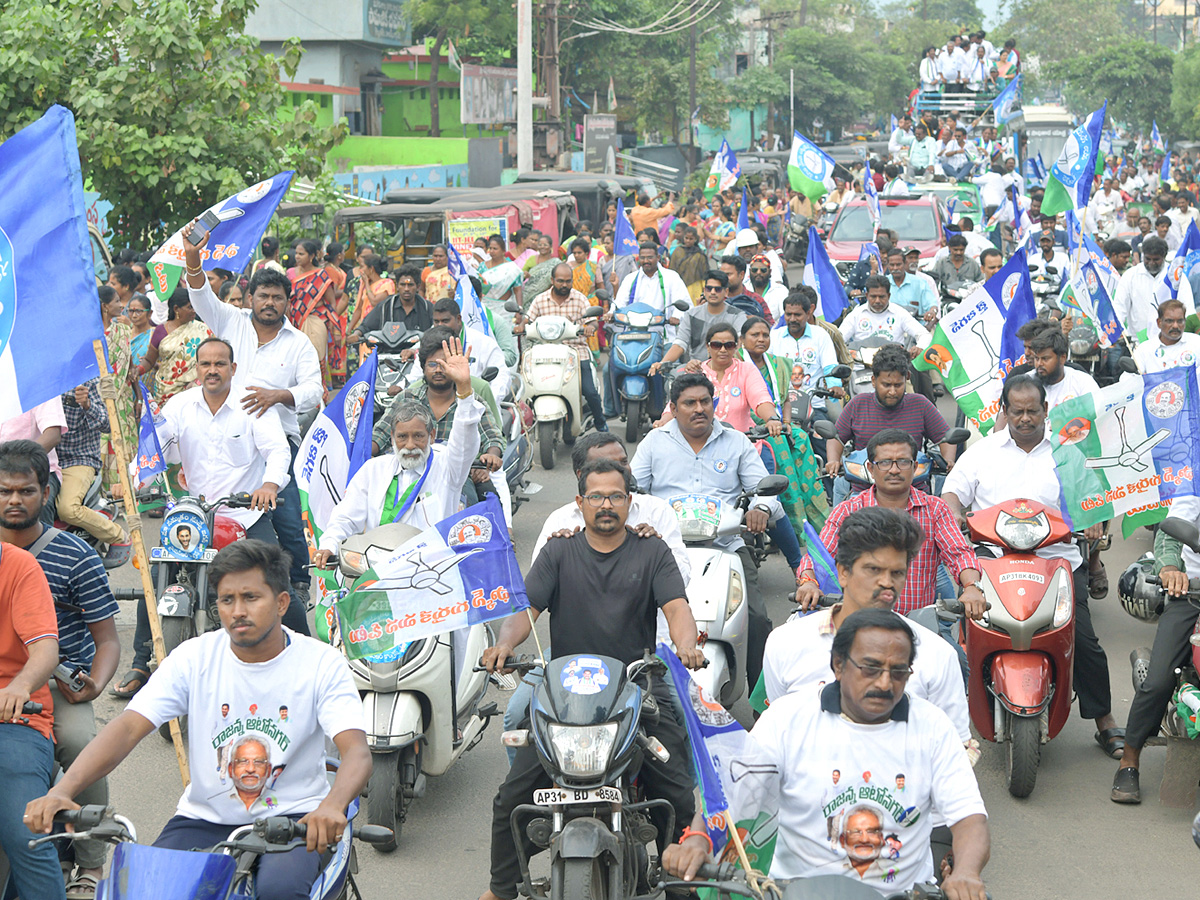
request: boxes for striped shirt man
[32,529,118,670]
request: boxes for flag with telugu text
[1041,103,1106,217]
[705,139,741,199]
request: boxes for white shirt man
[187,281,323,443]
[1042,365,1098,410]
[738,686,986,891]
[156,387,291,530]
[839,303,931,349]
[1113,261,1197,339]
[938,43,966,85]
[614,262,691,314]
[761,606,970,741]
[771,317,840,411]
[972,171,1018,211]
[943,426,1081,569]
[889,122,914,158]
[918,56,940,92]
[317,395,483,553]
[463,325,510,402]
[1134,331,1200,373]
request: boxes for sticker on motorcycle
[669,494,721,527]
[561,656,610,695]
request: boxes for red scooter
[942,498,1077,798]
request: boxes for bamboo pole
[94,339,190,786]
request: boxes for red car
[824,196,947,264]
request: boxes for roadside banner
[331,495,527,660]
[446,217,508,259]
[1049,366,1200,530]
[147,172,294,299]
[0,105,104,417]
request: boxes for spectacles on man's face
[704,285,726,293]
[845,656,913,681]
[708,340,738,350]
[869,458,915,471]
[583,492,629,508]
[749,267,770,276]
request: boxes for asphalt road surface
[95,401,1198,899]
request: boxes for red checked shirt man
[796,429,986,618]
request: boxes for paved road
[96,410,1199,899]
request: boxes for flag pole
[93,340,190,786]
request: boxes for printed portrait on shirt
[818,772,923,886]
[209,703,294,812]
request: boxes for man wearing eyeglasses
[478,458,704,900]
[651,268,747,373]
[762,506,970,744]
[665,605,991,900]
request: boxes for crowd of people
[4,84,1200,899]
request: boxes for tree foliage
[0,0,344,246]
[1045,39,1173,130]
[1000,0,1128,64]
[1172,45,1200,136]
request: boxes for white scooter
[516,302,604,470]
[326,522,498,853]
[671,472,789,707]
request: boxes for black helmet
[1118,556,1165,623]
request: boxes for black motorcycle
[490,651,681,900]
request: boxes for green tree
[1000,0,1127,63]
[407,0,515,137]
[0,0,344,246]
[1045,39,1172,130]
[1172,44,1200,136]
[774,27,874,137]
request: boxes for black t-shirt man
[523,529,686,666]
[357,293,434,336]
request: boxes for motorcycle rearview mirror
[584,305,604,318]
[672,299,691,311]
[755,474,790,496]
[830,364,852,380]
[594,289,612,304]
[1162,517,1200,552]
[503,299,520,314]
[1117,357,1138,374]
[812,418,837,440]
[1046,266,1058,275]
[481,366,499,382]
[943,427,970,444]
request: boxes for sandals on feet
[1095,727,1126,760]
[65,871,100,900]
[1090,565,1109,599]
[109,668,149,699]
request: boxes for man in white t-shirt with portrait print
[664,608,990,899]
[25,541,372,900]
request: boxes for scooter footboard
[989,651,1054,716]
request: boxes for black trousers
[736,545,771,696]
[1125,598,1200,750]
[1072,562,1113,720]
[488,681,696,900]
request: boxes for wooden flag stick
[93,339,190,786]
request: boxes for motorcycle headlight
[1052,571,1073,628]
[726,570,744,620]
[1070,338,1094,355]
[540,320,566,342]
[548,722,618,778]
[996,510,1051,551]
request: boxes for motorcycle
[323,522,498,852]
[497,372,540,515]
[516,302,604,471]
[358,324,422,419]
[671,471,789,707]
[607,299,690,443]
[496,650,685,900]
[30,800,392,900]
[1028,264,1060,316]
[781,213,810,263]
[940,498,1077,798]
[845,335,897,397]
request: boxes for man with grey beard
[313,334,482,565]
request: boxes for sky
[980,0,1004,28]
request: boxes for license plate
[533,786,621,806]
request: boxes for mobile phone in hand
[187,210,222,246]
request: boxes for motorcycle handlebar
[255,817,394,846]
[112,588,145,602]
[695,861,739,882]
[53,805,107,830]
[473,655,541,674]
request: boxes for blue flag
[737,185,750,231]
[863,158,881,230]
[992,74,1022,126]
[1162,150,1172,185]
[995,248,1035,376]
[1165,221,1200,298]
[890,114,898,133]
[133,383,167,486]
[614,197,638,257]
[455,272,492,336]
[1152,120,1164,153]
[0,106,105,419]
[332,494,528,659]
[148,170,294,299]
[802,520,839,594]
[858,242,883,272]
[943,197,958,243]
[801,227,849,323]
[447,242,470,280]
[1065,210,1083,255]
[1067,259,1124,348]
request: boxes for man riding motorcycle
[477,458,704,900]
[26,541,372,900]
[666,607,990,899]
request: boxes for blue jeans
[271,439,314,589]
[0,724,66,900]
[503,660,547,766]
[832,475,852,507]
[943,160,973,180]
[154,814,321,900]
